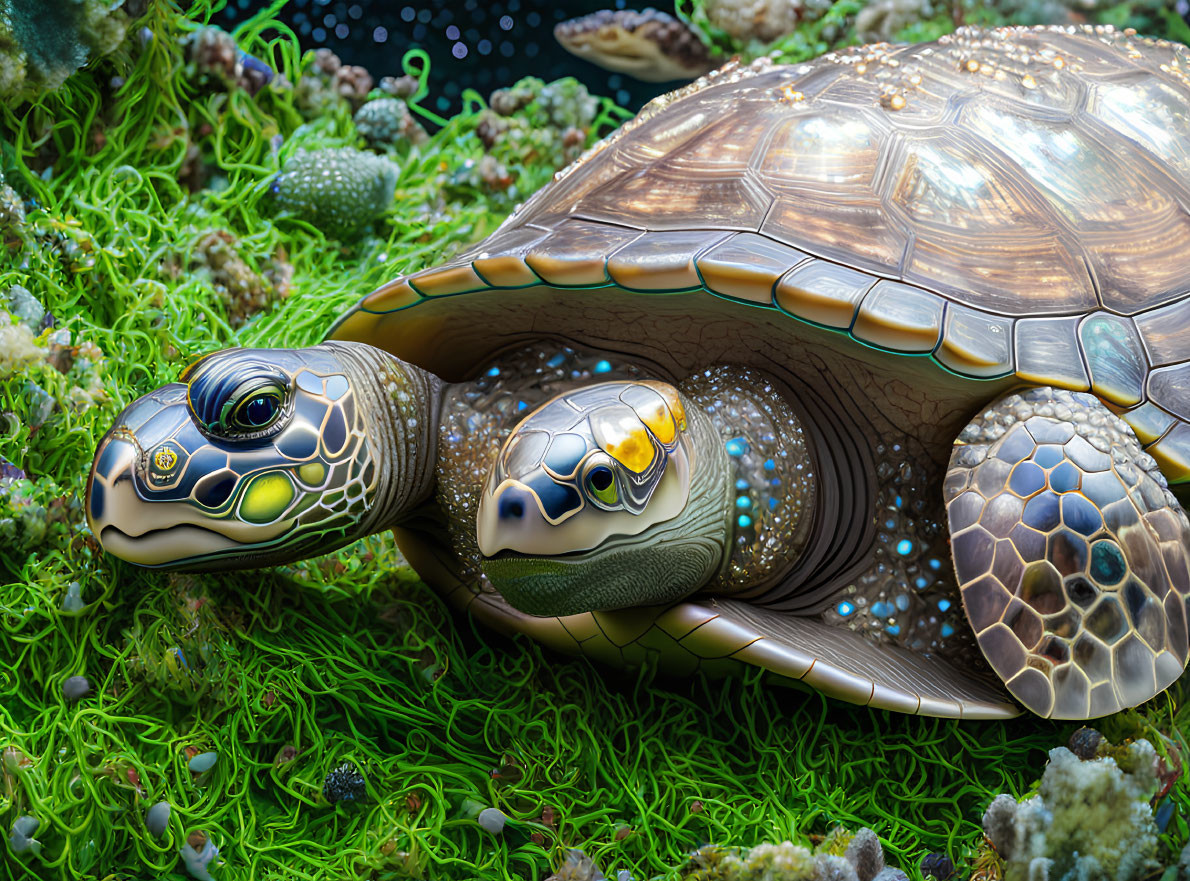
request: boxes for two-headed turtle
[88,25,1190,720]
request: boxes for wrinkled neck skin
[332,342,442,535]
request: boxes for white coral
[989,743,1161,881]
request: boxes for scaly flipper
[945,387,1190,718]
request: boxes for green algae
[0,3,1188,880]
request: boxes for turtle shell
[330,25,1190,718]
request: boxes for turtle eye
[222,383,285,435]
[234,392,282,430]
[584,463,619,507]
[201,378,289,441]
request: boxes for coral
[184,26,278,96]
[675,834,902,881]
[0,172,27,251]
[475,77,600,179]
[704,0,830,43]
[294,45,373,110]
[353,97,428,148]
[333,64,372,106]
[0,313,41,373]
[983,793,1018,857]
[548,848,607,881]
[0,0,128,102]
[981,742,1163,881]
[380,73,418,98]
[188,230,293,327]
[817,855,860,881]
[187,26,236,82]
[270,147,397,239]
[856,0,936,43]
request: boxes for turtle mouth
[482,546,599,563]
[97,522,246,568]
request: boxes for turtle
[87,24,1190,721]
[551,1,1091,84]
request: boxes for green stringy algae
[1,2,1189,880]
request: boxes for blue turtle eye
[585,464,618,506]
[242,395,279,428]
[588,466,613,491]
[227,388,283,433]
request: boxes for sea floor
[2,2,1190,879]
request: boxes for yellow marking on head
[605,426,655,474]
[641,381,686,432]
[240,472,295,524]
[639,402,676,445]
[298,461,327,486]
[153,447,178,471]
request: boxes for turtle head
[553,9,715,83]
[477,380,730,616]
[86,342,434,570]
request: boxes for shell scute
[696,233,811,305]
[522,219,641,286]
[773,258,878,329]
[1014,316,1089,390]
[758,109,885,190]
[853,280,945,353]
[935,302,1014,378]
[1090,77,1190,181]
[606,229,729,291]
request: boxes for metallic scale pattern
[88,346,385,569]
[340,25,1190,478]
[945,388,1190,717]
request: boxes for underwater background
[3,1,1190,879]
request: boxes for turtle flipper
[945,387,1190,719]
[460,583,1017,719]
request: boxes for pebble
[188,751,218,774]
[478,807,506,834]
[62,675,91,702]
[9,816,40,855]
[147,801,171,838]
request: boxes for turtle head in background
[86,343,439,570]
[553,9,718,83]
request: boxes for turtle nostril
[500,497,525,519]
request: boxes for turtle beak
[476,480,562,558]
[85,387,263,568]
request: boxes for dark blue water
[219,0,670,114]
